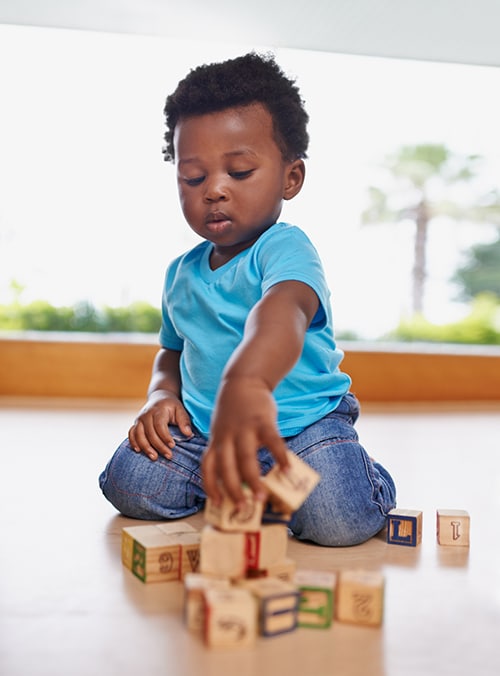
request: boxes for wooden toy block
[245,524,289,572]
[183,573,230,633]
[261,450,320,512]
[239,577,300,637]
[262,500,293,525]
[203,587,257,648]
[265,558,297,583]
[205,484,264,532]
[294,569,336,629]
[155,521,198,535]
[386,508,423,546]
[436,509,470,546]
[175,532,202,579]
[121,525,200,583]
[122,522,197,571]
[335,570,384,627]
[200,525,247,579]
[245,557,297,583]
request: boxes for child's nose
[204,176,228,202]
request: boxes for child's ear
[283,159,306,200]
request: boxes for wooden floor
[1,397,499,676]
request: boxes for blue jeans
[99,393,396,546]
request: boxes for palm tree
[361,144,500,315]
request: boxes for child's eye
[230,170,254,180]
[184,176,205,186]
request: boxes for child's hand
[128,390,193,461]
[202,376,290,509]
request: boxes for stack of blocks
[120,453,474,648]
[196,451,319,647]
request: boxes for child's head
[163,52,309,163]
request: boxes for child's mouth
[206,212,231,233]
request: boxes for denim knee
[285,413,396,547]
[290,471,394,547]
[99,438,205,520]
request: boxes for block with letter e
[386,508,423,547]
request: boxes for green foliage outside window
[388,293,500,345]
[0,300,162,334]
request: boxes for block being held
[261,450,321,513]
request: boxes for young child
[99,52,396,546]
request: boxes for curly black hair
[163,52,309,163]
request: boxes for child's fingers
[128,418,173,460]
[232,432,267,503]
[174,405,194,438]
[128,423,159,460]
[260,427,291,472]
[214,440,248,508]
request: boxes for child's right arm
[128,348,193,461]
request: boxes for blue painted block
[386,509,423,546]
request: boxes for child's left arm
[202,280,319,510]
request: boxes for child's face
[173,103,304,267]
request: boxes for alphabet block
[245,524,289,571]
[176,531,202,579]
[335,570,384,627]
[386,508,423,546]
[436,509,470,546]
[265,558,297,583]
[239,577,300,637]
[205,485,264,532]
[245,557,297,583]
[183,573,231,633]
[261,450,320,512]
[262,500,293,526]
[200,525,247,579]
[121,525,201,583]
[295,569,336,629]
[204,587,257,648]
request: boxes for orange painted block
[436,509,470,546]
[204,587,257,648]
[336,570,384,627]
[387,509,423,546]
[261,450,320,512]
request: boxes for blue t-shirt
[159,222,351,438]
